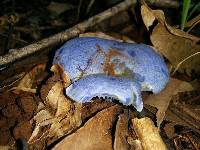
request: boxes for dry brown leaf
[45,82,63,108]
[11,64,46,93]
[53,105,123,150]
[141,4,200,75]
[144,78,194,128]
[47,88,82,140]
[163,122,176,139]
[28,64,83,147]
[185,14,200,33]
[28,79,82,147]
[50,64,71,87]
[0,146,12,150]
[28,109,53,144]
[164,108,200,139]
[165,91,200,135]
[164,105,200,140]
[141,5,156,31]
[126,139,143,150]
[81,100,115,121]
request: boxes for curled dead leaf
[11,64,46,93]
[28,73,82,148]
[141,4,200,76]
[144,78,194,128]
[185,14,200,33]
[51,64,71,87]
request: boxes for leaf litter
[0,2,200,150]
[141,4,200,76]
[28,67,82,148]
[144,78,194,128]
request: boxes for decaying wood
[0,0,137,69]
[132,117,167,150]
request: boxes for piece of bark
[114,114,130,150]
[132,117,167,150]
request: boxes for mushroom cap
[53,37,169,111]
[66,74,143,112]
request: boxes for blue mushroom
[53,37,169,111]
[65,74,143,111]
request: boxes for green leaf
[187,1,200,20]
[181,0,191,30]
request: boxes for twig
[172,51,200,75]
[77,0,83,20]
[5,24,14,53]
[186,14,200,33]
[86,0,96,14]
[0,0,137,69]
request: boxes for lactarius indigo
[53,37,169,112]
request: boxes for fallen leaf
[165,91,200,135]
[50,64,71,87]
[173,132,200,150]
[52,105,123,150]
[45,82,63,109]
[0,91,38,148]
[11,64,46,93]
[141,5,155,31]
[164,109,200,139]
[28,109,53,144]
[81,99,115,121]
[28,73,82,148]
[144,78,194,127]
[141,4,200,76]
[0,146,12,150]
[185,14,200,33]
[163,122,176,139]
